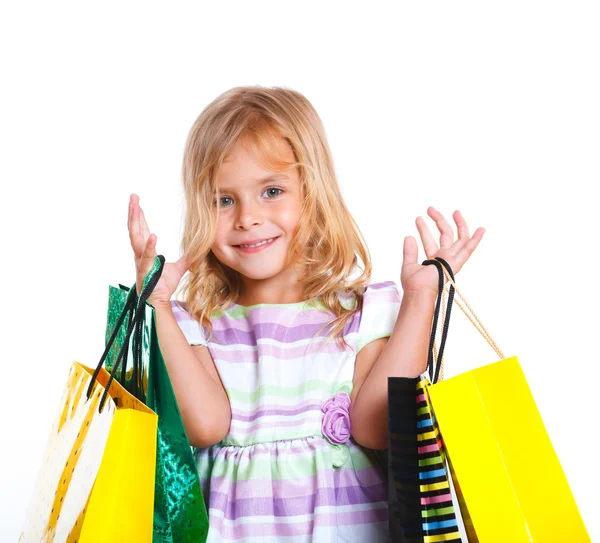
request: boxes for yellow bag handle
[433,258,505,381]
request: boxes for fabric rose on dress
[321,392,352,445]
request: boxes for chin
[234,265,285,280]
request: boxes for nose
[234,197,264,230]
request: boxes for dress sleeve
[356,280,402,355]
[170,300,209,347]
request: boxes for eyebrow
[215,174,289,192]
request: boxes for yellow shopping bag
[20,276,159,542]
[20,362,157,542]
[426,257,590,542]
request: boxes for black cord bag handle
[86,255,165,412]
[421,257,455,384]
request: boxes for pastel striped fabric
[172,281,401,542]
[388,377,461,543]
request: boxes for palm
[139,261,186,305]
[400,207,486,296]
[128,194,189,306]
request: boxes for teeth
[239,238,275,248]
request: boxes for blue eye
[214,196,233,207]
[265,187,283,198]
[213,187,284,207]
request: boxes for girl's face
[210,138,304,294]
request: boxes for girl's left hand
[400,206,486,297]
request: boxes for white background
[1,1,598,540]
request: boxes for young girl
[127,86,485,542]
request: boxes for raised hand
[127,193,190,308]
[400,206,486,297]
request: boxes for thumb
[402,236,418,268]
[174,253,190,277]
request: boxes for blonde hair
[175,85,373,352]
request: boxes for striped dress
[171,281,402,542]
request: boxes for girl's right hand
[127,193,190,308]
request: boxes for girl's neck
[237,271,306,306]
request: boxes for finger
[450,210,471,253]
[455,228,486,267]
[416,216,438,258]
[139,207,150,239]
[128,194,135,232]
[427,206,454,249]
[129,193,139,229]
[129,201,145,258]
[454,210,470,240]
[132,194,151,242]
[402,236,419,268]
[133,198,152,259]
[128,197,138,252]
[140,233,157,273]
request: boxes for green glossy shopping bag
[104,256,208,542]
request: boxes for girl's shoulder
[354,280,402,354]
[338,279,401,307]
[362,279,400,297]
[170,300,210,347]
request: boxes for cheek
[213,220,229,243]
[278,205,302,232]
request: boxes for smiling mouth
[232,237,281,253]
[233,236,280,248]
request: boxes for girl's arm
[154,302,232,448]
[350,289,436,450]
[350,207,484,450]
[127,195,230,446]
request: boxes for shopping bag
[388,257,463,542]
[20,265,159,542]
[105,255,209,543]
[423,258,591,542]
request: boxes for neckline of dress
[229,298,319,310]
[227,289,360,311]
